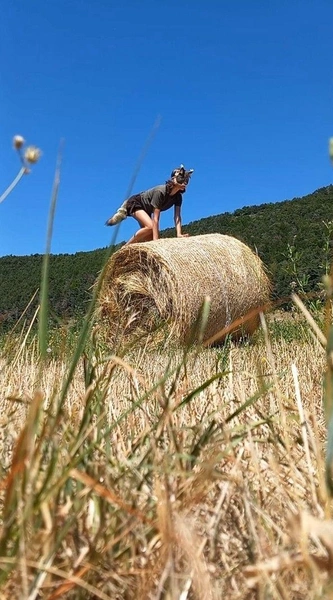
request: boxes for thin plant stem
[38,140,64,360]
[0,166,27,205]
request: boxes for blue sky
[1,0,332,257]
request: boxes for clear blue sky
[1,1,332,257]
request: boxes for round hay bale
[100,234,271,344]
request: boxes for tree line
[1,184,332,328]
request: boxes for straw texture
[100,234,270,344]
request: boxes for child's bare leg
[126,210,154,245]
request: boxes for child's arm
[174,205,189,238]
[152,208,161,240]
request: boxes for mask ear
[183,169,194,184]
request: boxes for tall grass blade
[225,383,273,423]
[58,117,162,406]
[324,322,333,495]
[38,142,64,359]
[176,371,229,409]
[123,115,161,201]
[186,295,211,346]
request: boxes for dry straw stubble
[100,233,271,344]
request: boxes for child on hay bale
[105,165,194,244]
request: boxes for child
[105,165,194,244]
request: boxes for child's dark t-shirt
[140,185,183,214]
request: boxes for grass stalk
[0,166,27,205]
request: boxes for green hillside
[176,184,333,298]
[1,184,332,327]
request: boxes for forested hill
[1,184,332,327]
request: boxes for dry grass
[0,310,332,599]
[99,234,271,345]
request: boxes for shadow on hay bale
[99,234,271,345]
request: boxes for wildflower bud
[24,146,42,164]
[13,135,25,150]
